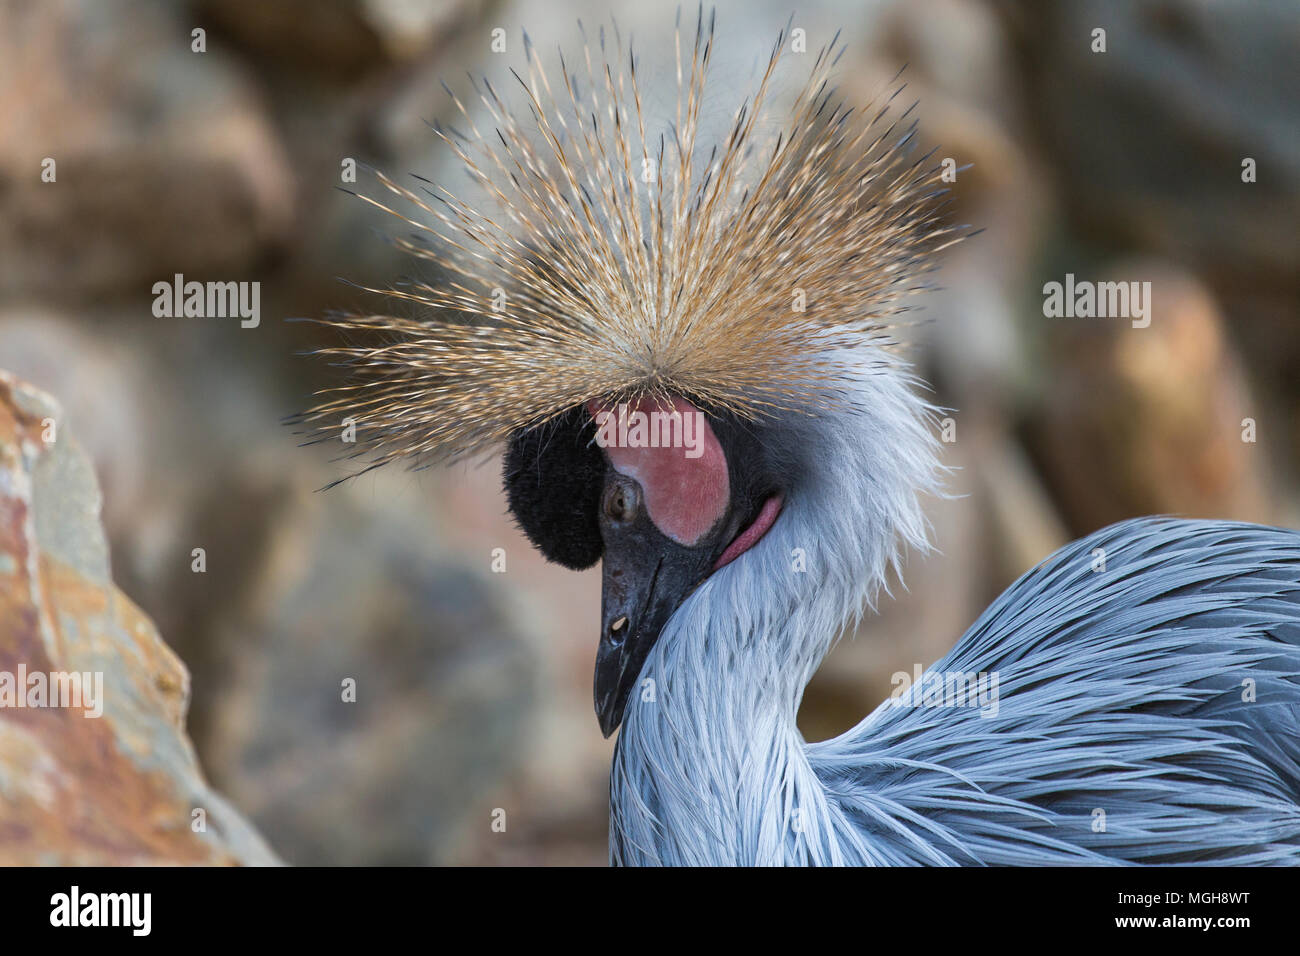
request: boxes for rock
[0,0,294,301]
[0,309,549,864]
[998,0,1300,290]
[1027,263,1274,533]
[0,370,278,865]
[201,468,542,866]
[975,432,1072,584]
[197,0,478,81]
[994,0,1300,502]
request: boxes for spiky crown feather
[301,10,963,475]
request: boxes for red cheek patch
[588,396,729,545]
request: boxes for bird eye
[604,480,641,523]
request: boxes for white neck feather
[609,357,942,864]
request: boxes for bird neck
[610,574,845,865]
[608,360,944,864]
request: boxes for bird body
[612,515,1300,865]
[606,368,1300,865]
[303,12,1300,866]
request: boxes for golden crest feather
[300,9,964,475]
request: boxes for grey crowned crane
[302,14,1300,865]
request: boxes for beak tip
[595,694,622,738]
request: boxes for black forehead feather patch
[503,405,605,570]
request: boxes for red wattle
[713,494,783,571]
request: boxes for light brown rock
[0,370,278,865]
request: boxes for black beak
[594,473,719,737]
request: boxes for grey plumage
[809,519,1300,865]
[609,360,1300,865]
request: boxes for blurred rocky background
[0,0,1296,864]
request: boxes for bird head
[504,394,793,735]
[298,11,961,735]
